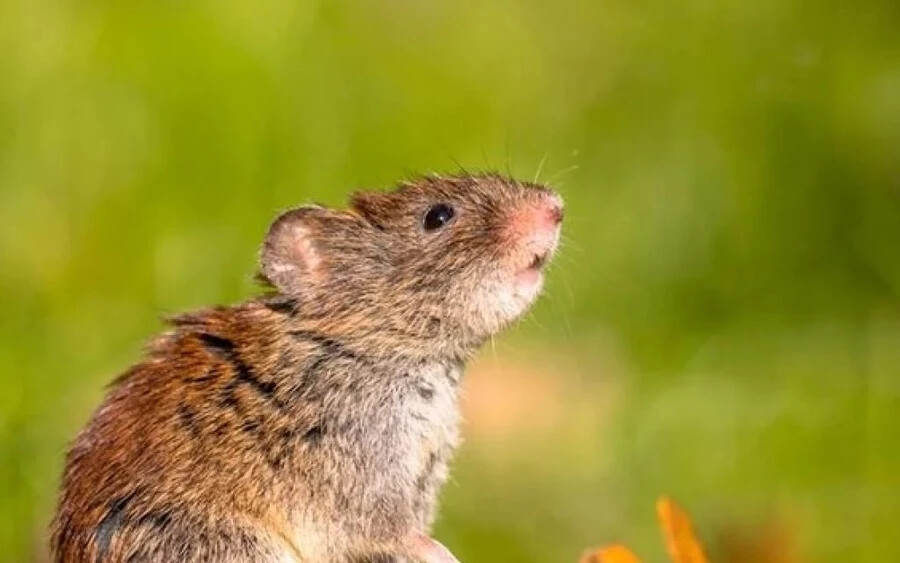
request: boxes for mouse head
[260,173,563,358]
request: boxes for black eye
[423,203,455,231]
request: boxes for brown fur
[51,173,563,562]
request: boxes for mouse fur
[51,173,564,562]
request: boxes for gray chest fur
[296,358,464,547]
[397,362,462,524]
[359,361,462,521]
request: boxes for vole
[51,173,564,562]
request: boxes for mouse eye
[423,203,455,231]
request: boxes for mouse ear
[259,206,329,294]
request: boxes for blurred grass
[1,0,898,561]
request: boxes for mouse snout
[543,194,564,229]
[504,191,563,261]
[523,192,564,238]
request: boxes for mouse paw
[408,533,461,563]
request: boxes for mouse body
[51,173,564,562]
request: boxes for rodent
[50,173,564,563]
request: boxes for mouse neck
[260,294,486,365]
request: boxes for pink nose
[507,194,564,243]
[547,200,564,226]
[540,196,564,230]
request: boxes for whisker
[445,151,469,176]
[480,146,492,171]
[547,164,580,185]
[526,308,548,332]
[557,268,577,307]
[504,131,514,178]
[546,286,575,341]
[533,152,549,183]
[558,234,585,254]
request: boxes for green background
[1,1,898,561]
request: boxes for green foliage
[1,0,897,561]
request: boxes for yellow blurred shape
[656,497,709,563]
[582,496,713,563]
[580,544,645,563]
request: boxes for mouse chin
[514,265,544,293]
[468,270,545,337]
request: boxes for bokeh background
[1,0,898,561]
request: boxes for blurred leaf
[657,497,710,563]
[581,545,645,563]
[584,497,710,563]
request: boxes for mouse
[50,172,564,562]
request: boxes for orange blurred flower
[581,497,709,563]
